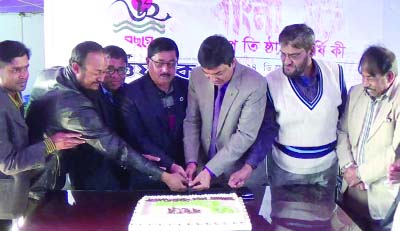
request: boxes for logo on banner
[111,0,171,34]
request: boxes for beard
[282,58,308,78]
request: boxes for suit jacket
[337,79,400,219]
[25,66,164,190]
[117,73,188,169]
[0,87,47,218]
[183,63,267,176]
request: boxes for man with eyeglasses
[90,45,131,189]
[101,45,127,104]
[117,37,188,190]
[184,35,267,191]
[265,24,347,195]
[25,41,187,192]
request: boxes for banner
[45,0,384,87]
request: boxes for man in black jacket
[25,41,187,191]
[117,37,188,189]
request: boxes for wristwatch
[356,167,362,180]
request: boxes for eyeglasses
[149,58,177,69]
[105,66,127,76]
[279,50,305,61]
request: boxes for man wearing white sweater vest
[266,24,347,194]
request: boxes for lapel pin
[179,97,184,102]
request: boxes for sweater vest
[267,59,345,174]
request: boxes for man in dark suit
[0,40,83,225]
[87,45,130,190]
[101,45,127,104]
[117,37,188,189]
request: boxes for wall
[0,13,44,97]
[383,0,400,60]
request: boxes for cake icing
[129,193,252,231]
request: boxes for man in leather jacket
[25,41,187,191]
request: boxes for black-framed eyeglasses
[149,58,177,69]
[106,66,127,76]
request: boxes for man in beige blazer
[337,45,400,230]
[184,35,267,190]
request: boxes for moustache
[160,73,171,78]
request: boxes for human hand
[190,169,211,191]
[161,172,188,192]
[142,154,160,162]
[228,164,253,188]
[343,165,361,187]
[170,163,187,179]
[356,182,366,191]
[142,154,166,170]
[388,159,400,184]
[50,132,85,150]
[185,162,197,182]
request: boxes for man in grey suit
[0,40,83,224]
[184,35,267,190]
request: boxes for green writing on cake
[154,200,236,214]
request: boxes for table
[15,185,360,231]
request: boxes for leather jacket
[25,66,163,189]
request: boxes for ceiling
[0,0,43,13]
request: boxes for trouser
[268,157,338,197]
[0,220,11,231]
[378,190,399,229]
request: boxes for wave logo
[111,0,171,34]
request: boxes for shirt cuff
[186,161,198,167]
[44,137,56,154]
[203,166,216,178]
[245,161,257,170]
[340,161,356,175]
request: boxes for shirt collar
[100,84,112,95]
[8,92,23,109]
[364,80,395,101]
[218,81,230,91]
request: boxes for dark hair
[279,24,315,51]
[147,37,179,59]
[358,45,398,77]
[69,41,103,67]
[197,35,234,68]
[0,40,31,67]
[104,45,127,64]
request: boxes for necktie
[106,91,114,105]
[208,86,224,159]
